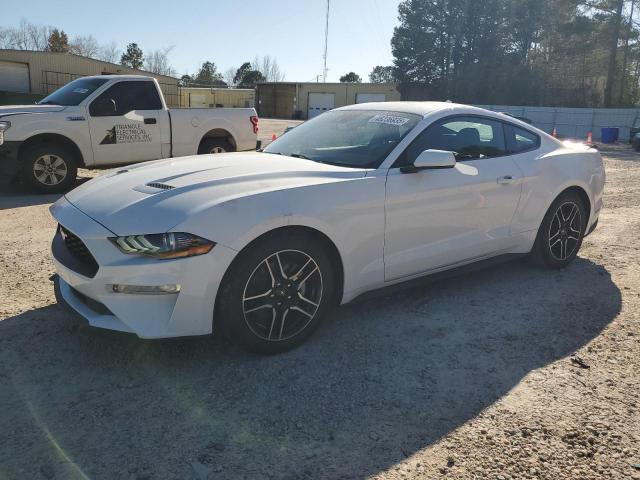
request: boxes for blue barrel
[601,127,619,144]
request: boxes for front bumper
[50,197,237,339]
[0,141,21,184]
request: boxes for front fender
[7,115,93,166]
[174,175,386,303]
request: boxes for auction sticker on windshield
[369,114,411,126]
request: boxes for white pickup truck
[0,75,259,192]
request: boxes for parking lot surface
[0,128,638,479]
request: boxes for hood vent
[146,182,175,191]
[133,182,176,195]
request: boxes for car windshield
[264,110,422,168]
[37,77,109,106]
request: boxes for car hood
[63,152,368,235]
[0,104,67,118]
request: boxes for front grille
[60,226,92,259]
[53,225,99,278]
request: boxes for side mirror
[401,149,456,173]
[90,97,116,117]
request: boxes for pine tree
[120,43,144,70]
[47,29,69,53]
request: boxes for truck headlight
[0,121,10,145]
[109,232,215,259]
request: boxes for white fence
[478,105,640,141]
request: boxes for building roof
[0,48,178,81]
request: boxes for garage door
[0,61,29,93]
[356,93,386,104]
[308,93,335,119]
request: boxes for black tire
[20,143,78,193]
[198,138,234,154]
[216,232,337,354]
[531,191,588,269]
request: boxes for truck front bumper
[0,141,21,185]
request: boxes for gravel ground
[0,131,638,479]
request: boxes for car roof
[336,101,560,144]
[81,74,155,81]
[339,100,547,127]
[336,101,504,117]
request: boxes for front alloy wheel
[33,154,68,187]
[217,233,336,354]
[21,143,78,193]
[243,250,323,342]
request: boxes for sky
[4,0,402,82]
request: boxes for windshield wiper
[37,101,60,105]
[289,153,311,160]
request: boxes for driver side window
[396,116,507,166]
[89,81,162,117]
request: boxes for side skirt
[346,253,527,306]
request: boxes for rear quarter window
[505,124,540,154]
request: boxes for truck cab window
[90,81,162,117]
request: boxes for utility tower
[323,0,330,82]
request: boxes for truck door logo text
[100,124,152,145]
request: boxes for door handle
[144,118,157,124]
[497,175,514,185]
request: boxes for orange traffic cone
[272,133,277,141]
[586,131,593,144]
[552,127,558,138]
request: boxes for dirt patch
[0,139,638,479]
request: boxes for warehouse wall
[256,83,297,118]
[256,82,401,119]
[180,87,255,108]
[0,49,180,106]
[297,83,400,118]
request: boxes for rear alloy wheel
[198,138,233,155]
[532,192,587,269]
[21,144,78,193]
[217,233,336,354]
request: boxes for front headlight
[109,232,215,260]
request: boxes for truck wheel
[21,144,78,193]
[198,138,234,154]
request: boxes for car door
[87,80,163,165]
[384,115,523,281]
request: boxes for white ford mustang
[51,102,605,353]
